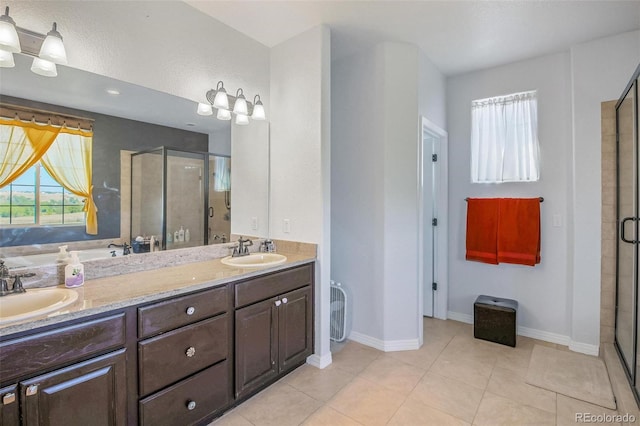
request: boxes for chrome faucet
[0,260,35,297]
[107,242,131,256]
[232,237,253,257]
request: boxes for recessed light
[106,89,120,95]
[186,123,196,127]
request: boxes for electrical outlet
[283,219,291,233]
[251,217,258,230]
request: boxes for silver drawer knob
[187,400,196,410]
[186,306,196,315]
[275,300,281,307]
[282,298,288,304]
[186,347,196,357]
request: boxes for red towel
[497,198,541,266]
[465,198,499,264]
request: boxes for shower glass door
[616,79,638,380]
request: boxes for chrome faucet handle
[0,278,9,295]
[0,260,9,278]
[11,276,25,293]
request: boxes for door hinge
[432,282,438,291]
[432,218,438,226]
[432,154,438,162]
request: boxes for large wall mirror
[0,54,269,265]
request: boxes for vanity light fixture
[232,88,248,116]
[0,7,20,53]
[212,81,229,111]
[30,57,57,77]
[235,114,249,126]
[197,102,213,116]
[0,7,69,77]
[217,108,231,120]
[251,95,266,121]
[198,80,266,124]
[0,48,14,67]
[38,22,67,65]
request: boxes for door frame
[417,116,449,346]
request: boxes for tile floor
[211,318,627,425]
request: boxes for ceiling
[187,0,640,76]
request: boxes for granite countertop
[0,252,315,338]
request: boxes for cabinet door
[235,298,278,399]
[278,286,313,372]
[0,384,19,426]
[21,349,127,426]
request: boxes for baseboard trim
[348,331,420,352]
[446,311,599,356]
[307,352,332,369]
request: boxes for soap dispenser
[178,226,185,242]
[185,228,190,242]
[64,251,85,288]
[57,245,69,262]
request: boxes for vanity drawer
[139,360,229,426]
[235,264,313,308]
[138,314,228,396]
[138,285,228,339]
[0,313,126,383]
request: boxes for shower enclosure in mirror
[130,147,231,251]
[615,63,640,403]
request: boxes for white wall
[419,52,447,131]
[569,30,640,349]
[8,0,270,110]
[332,42,446,348]
[270,26,332,367]
[447,52,574,341]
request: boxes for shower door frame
[615,62,640,405]
[130,146,211,250]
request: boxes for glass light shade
[233,95,248,116]
[251,103,266,120]
[0,9,20,53]
[213,89,229,110]
[216,108,231,121]
[0,49,14,68]
[235,114,249,126]
[197,102,213,116]
[31,57,57,77]
[39,23,67,65]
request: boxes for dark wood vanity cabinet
[0,313,128,426]
[235,265,314,399]
[0,261,315,426]
[136,285,232,426]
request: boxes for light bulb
[217,108,231,121]
[197,102,213,116]
[251,95,266,120]
[0,49,14,68]
[0,7,20,53]
[212,81,229,110]
[31,57,57,77]
[235,114,249,126]
[233,89,248,116]
[39,22,67,65]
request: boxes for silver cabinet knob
[275,300,281,307]
[186,346,196,357]
[187,400,196,410]
[282,298,288,304]
[26,385,38,396]
[186,306,195,315]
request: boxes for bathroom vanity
[0,256,314,425]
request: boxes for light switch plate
[251,217,258,230]
[283,219,291,233]
[552,214,562,227]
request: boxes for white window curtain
[471,90,540,183]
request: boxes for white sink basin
[0,288,79,325]
[221,253,287,268]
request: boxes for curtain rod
[465,197,544,202]
[0,103,94,131]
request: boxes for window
[0,163,85,226]
[470,90,540,183]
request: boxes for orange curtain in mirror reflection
[0,119,98,235]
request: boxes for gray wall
[0,96,207,247]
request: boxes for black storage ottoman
[474,295,518,347]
